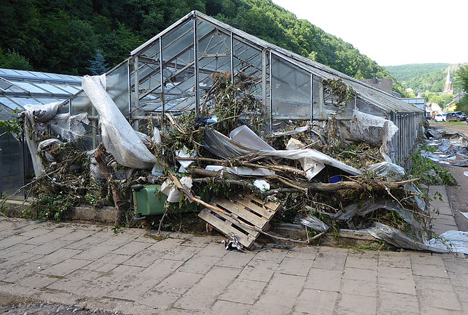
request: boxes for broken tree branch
[95,144,122,226]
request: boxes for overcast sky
[271,0,468,66]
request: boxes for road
[428,120,468,231]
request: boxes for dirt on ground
[428,120,468,231]
[0,292,120,314]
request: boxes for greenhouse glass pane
[32,82,71,95]
[55,85,81,94]
[70,91,93,115]
[271,55,311,119]
[312,76,321,119]
[9,97,41,107]
[0,97,21,110]
[107,62,129,116]
[162,19,194,63]
[14,82,48,94]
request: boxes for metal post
[130,59,136,119]
[193,18,199,114]
[269,50,273,132]
[159,39,165,123]
[262,49,267,110]
[230,32,234,83]
[310,74,314,122]
[132,58,139,131]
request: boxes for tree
[455,65,468,113]
[455,65,468,93]
[0,48,33,70]
[87,49,110,75]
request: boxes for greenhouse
[61,10,423,168]
[0,68,81,196]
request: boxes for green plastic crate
[132,185,167,216]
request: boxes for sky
[271,0,468,66]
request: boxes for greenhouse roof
[0,68,81,114]
[132,10,421,114]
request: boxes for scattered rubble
[5,73,468,254]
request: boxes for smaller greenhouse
[0,68,81,196]
[59,10,423,167]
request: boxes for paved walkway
[0,218,467,314]
[429,185,459,235]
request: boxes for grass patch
[436,121,466,126]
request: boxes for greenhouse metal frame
[63,11,423,165]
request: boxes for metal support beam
[159,38,165,125]
[269,50,273,132]
[194,18,200,114]
[230,32,234,83]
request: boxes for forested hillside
[0,0,390,81]
[385,63,453,94]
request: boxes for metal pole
[269,50,273,132]
[132,58,139,132]
[194,18,199,114]
[262,49,267,111]
[130,59,136,119]
[230,32,234,83]
[310,74,314,122]
[159,38,165,124]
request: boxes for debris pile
[12,73,466,253]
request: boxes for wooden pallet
[198,194,282,249]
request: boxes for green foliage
[0,115,23,138]
[0,48,33,70]
[0,0,391,79]
[28,193,73,221]
[87,49,110,75]
[456,95,468,113]
[386,63,453,94]
[410,149,457,186]
[455,65,468,93]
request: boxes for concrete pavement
[0,217,467,315]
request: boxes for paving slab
[0,218,467,315]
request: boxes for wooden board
[198,194,282,249]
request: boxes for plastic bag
[295,215,329,232]
[367,162,405,181]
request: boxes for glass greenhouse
[2,10,425,198]
[64,11,423,166]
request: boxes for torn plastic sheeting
[271,124,310,137]
[287,138,325,180]
[23,102,62,177]
[205,165,275,176]
[365,222,450,253]
[426,230,468,254]
[203,128,361,178]
[176,146,197,173]
[253,179,270,192]
[367,162,405,181]
[82,75,156,169]
[333,199,423,230]
[23,102,61,123]
[230,125,275,151]
[160,176,193,203]
[49,113,90,142]
[349,110,399,163]
[295,215,329,232]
